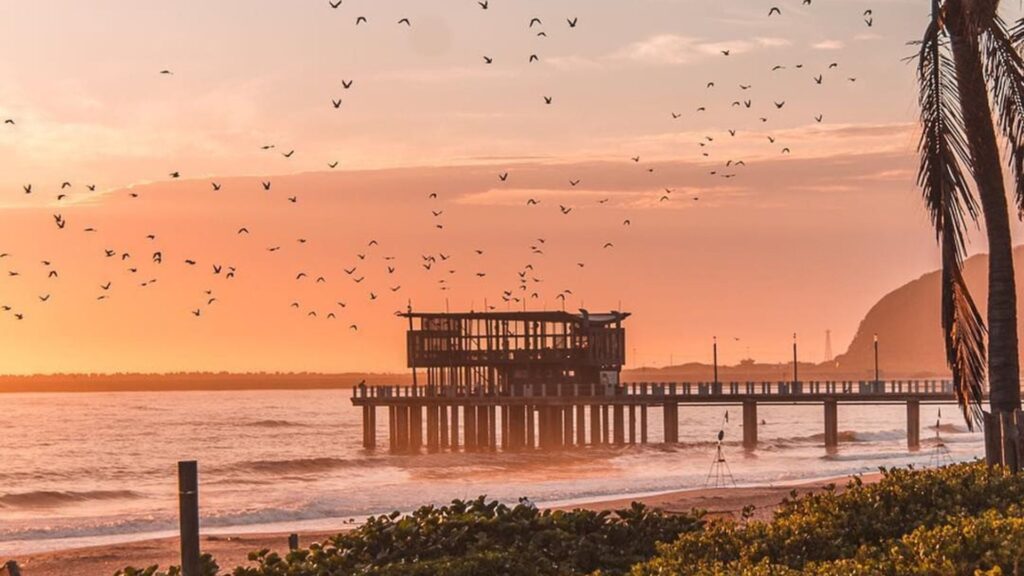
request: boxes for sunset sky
[3,0,1024,375]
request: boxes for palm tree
[917,0,1024,431]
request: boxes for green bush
[229,496,702,576]
[634,461,1024,575]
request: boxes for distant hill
[629,247,1024,382]
[834,247,1024,378]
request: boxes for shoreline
[4,471,881,576]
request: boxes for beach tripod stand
[705,426,737,488]
[928,409,953,468]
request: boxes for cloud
[756,37,792,48]
[812,40,845,50]
[612,35,772,65]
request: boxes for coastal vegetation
[114,462,1024,575]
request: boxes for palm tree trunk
[948,0,1022,414]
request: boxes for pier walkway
[351,379,960,452]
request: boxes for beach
[7,473,880,576]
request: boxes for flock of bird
[1,1,875,331]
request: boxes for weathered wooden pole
[288,533,299,551]
[742,400,758,450]
[823,400,838,450]
[178,461,201,576]
[906,400,920,451]
[576,404,587,445]
[640,404,649,444]
[613,405,625,445]
[4,560,22,576]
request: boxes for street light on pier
[713,336,719,385]
[792,333,799,385]
[874,333,880,385]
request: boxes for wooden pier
[355,308,961,454]
[352,379,958,452]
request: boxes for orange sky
[2,1,1024,375]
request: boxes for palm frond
[917,4,987,428]
[983,17,1024,216]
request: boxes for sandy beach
[5,472,881,576]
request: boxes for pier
[353,379,956,452]
[352,308,959,453]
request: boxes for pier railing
[352,379,957,401]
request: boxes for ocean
[0,389,980,556]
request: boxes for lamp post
[713,336,719,385]
[873,333,880,385]
[792,333,798,385]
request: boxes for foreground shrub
[229,497,703,576]
[634,461,1024,575]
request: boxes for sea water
[0,389,980,555]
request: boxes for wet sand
[5,472,880,576]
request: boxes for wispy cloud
[812,40,845,50]
[608,33,788,66]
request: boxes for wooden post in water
[823,400,838,450]
[590,404,601,445]
[4,561,22,576]
[178,461,201,576]
[464,404,478,450]
[563,406,574,447]
[613,405,625,445]
[450,405,460,449]
[663,402,678,443]
[640,404,649,444]
[440,405,449,449]
[602,405,611,444]
[489,406,498,450]
[742,400,758,450]
[906,400,920,451]
[576,404,587,445]
[288,533,299,551]
[526,405,536,448]
[628,404,637,444]
[410,405,424,451]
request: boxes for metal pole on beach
[178,460,201,576]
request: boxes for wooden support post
[628,404,637,444]
[489,406,498,450]
[4,561,21,576]
[563,405,574,447]
[823,400,838,450]
[576,404,587,446]
[906,400,920,451]
[500,405,508,449]
[590,404,602,445]
[178,461,201,576]
[526,405,536,448]
[742,400,758,450]
[388,406,397,451]
[663,402,678,443]
[641,404,649,444]
[410,405,423,451]
[289,533,299,551]
[426,405,439,451]
[602,405,611,444]
[476,405,489,449]
[440,404,449,449]
[613,405,625,445]
[450,405,460,450]
[464,405,477,451]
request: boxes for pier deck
[351,379,961,452]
